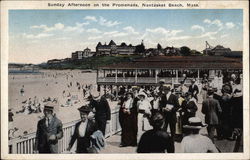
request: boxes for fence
[8,106,121,154]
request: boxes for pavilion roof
[99,56,242,70]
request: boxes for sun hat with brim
[78,105,92,114]
[183,117,207,129]
[137,91,147,98]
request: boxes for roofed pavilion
[96,56,242,86]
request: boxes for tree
[180,46,191,56]
[157,43,162,50]
[135,44,145,54]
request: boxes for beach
[8,70,115,137]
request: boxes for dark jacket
[137,129,174,153]
[91,97,111,121]
[202,96,222,125]
[159,93,180,122]
[181,99,198,125]
[35,115,63,153]
[188,84,199,97]
[68,119,97,153]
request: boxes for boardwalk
[100,97,243,153]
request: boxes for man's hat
[163,84,171,91]
[183,117,207,129]
[185,92,192,97]
[159,79,165,84]
[207,87,214,95]
[191,79,196,83]
[78,105,92,114]
[44,102,55,111]
[90,91,100,99]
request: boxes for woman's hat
[137,91,147,98]
[78,105,92,114]
[183,117,207,129]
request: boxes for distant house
[203,43,231,56]
[164,47,180,55]
[47,59,62,64]
[96,40,136,56]
[72,47,93,60]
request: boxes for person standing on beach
[88,92,111,136]
[20,85,25,96]
[34,102,63,153]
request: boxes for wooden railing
[97,77,204,85]
[8,106,121,154]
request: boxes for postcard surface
[1,0,249,160]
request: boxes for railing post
[135,69,138,84]
[115,69,118,83]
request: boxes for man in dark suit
[159,85,180,141]
[202,88,222,143]
[137,112,174,153]
[188,79,199,101]
[67,105,97,153]
[88,92,111,136]
[34,102,63,153]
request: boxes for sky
[9,9,243,64]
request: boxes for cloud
[146,27,170,34]
[221,34,229,38]
[203,19,211,24]
[84,16,97,22]
[203,19,223,30]
[99,16,121,27]
[197,31,218,39]
[88,36,103,40]
[103,31,128,37]
[123,26,139,35]
[64,22,89,32]
[22,33,53,39]
[31,23,64,32]
[86,28,102,33]
[170,30,183,36]
[168,35,192,41]
[191,25,205,32]
[225,22,235,29]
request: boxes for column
[155,69,158,84]
[115,69,118,83]
[96,69,99,83]
[197,69,200,83]
[176,69,178,83]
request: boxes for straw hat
[183,117,207,129]
[159,79,165,84]
[44,101,56,111]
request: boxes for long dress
[120,97,138,146]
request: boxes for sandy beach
[8,70,116,137]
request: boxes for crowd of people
[29,71,243,154]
